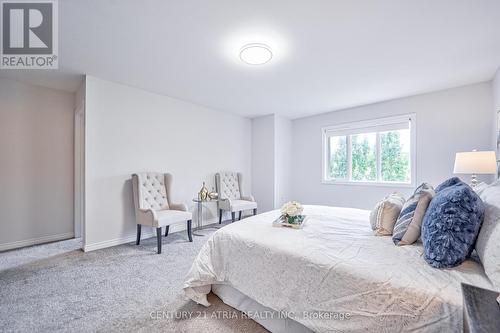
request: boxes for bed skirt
[212,284,312,333]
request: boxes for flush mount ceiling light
[239,43,273,65]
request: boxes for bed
[183,205,493,332]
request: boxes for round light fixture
[239,43,273,65]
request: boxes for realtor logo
[1,0,58,69]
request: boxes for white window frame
[322,114,416,187]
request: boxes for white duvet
[183,205,492,332]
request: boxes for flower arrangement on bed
[273,201,306,229]
[183,177,500,333]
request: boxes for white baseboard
[83,218,220,252]
[83,232,153,252]
[0,232,75,252]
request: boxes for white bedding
[183,205,492,332]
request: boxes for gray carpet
[0,224,268,333]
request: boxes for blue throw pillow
[421,177,485,268]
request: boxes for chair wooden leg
[187,220,193,242]
[239,211,242,220]
[253,208,257,216]
[156,227,162,254]
[231,212,235,222]
[219,209,223,224]
[136,224,141,245]
[164,225,169,237]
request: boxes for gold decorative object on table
[208,187,218,200]
[198,182,209,201]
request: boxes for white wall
[291,83,494,210]
[493,68,500,150]
[251,115,275,213]
[251,114,293,212]
[274,115,293,207]
[84,76,251,250]
[0,78,75,251]
[74,79,86,240]
[493,67,500,112]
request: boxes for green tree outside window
[327,129,410,183]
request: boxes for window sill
[321,180,415,188]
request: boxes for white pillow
[370,193,406,236]
[476,181,500,290]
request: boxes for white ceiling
[1,0,500,119]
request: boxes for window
[322,114,415,186]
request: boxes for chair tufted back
[217,172,241,200]
[133,173,169,211]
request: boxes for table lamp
[453,150,497,187]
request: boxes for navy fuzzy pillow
[421,177,484,268]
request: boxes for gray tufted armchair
[132,172,192,254]
[215,172,257,223]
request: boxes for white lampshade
[453,151,497,174]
